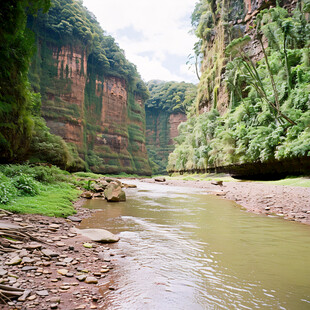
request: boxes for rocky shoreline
[0,199,124,310]
[142,178,310,225]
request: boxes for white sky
[82,0,198,84]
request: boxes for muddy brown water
[79,181,310,310]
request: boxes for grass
[1,182,80,217]
[165,173,235,182]
[257,177,310,187]
[164,173,310,187]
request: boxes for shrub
[12,174,39,196]
[0,173,18,204]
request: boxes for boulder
[104,182,126,202]
[81,191,93,199]
[154,177,166,182]
[75,228,119,243]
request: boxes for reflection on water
[80,181,310,310]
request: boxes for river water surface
[80,181,310,310]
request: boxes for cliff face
[31,42,151,175]
[198,0,298,113]
[146,109,187,174]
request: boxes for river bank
[0,199,123,310]
[140,178,310,225]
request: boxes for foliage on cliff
[0,0,50,162]
[168,4,310,173]
[28,0,148,100]
[0,0,86,171]
[145,81,196,174]
[25,0,151,175]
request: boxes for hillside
[168,0,310,178]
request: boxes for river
[79,181,310,310]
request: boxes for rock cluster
[80,178,130,202]
[0,206,124,310]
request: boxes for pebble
[50,296,61,303]
[21,266,38,271]
[83,243,93,248]
[28,295,37,301]
[49,224,60,230]
[26,242,42,250]
[65,272,74,277]
[42,249,59,257]
[50,303,58,309]
[85,277,98,284]
[6,255,22,266]
[76,275,87,282]
[0,268,8,276]
[57,269,69,276]
[13,217,23,222]
[59,285,71,290]
[36,290,49,296]
[67,216,82,222]
[56,242,66,247]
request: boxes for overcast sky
[83,0,198,84]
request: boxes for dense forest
[145,81,196,174]
[168,1,310,177]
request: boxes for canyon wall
[146,109,187,174]
[197,0,298,113]
[30,41,151,175]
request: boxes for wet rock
[76,229,120,243]
[211,180,223,186]
[67,216,82,223]
[104,183,126,202]
[21,266,38,272]
[13,217,23,222]
[125,183,137,188]
[83,242,93,248]
[36,290,49,296]
[41,249,59,257]
[56,242,66,247]
[22,257,35,264]
[154,177,166,182]
[18,289,31,302]
[49,224,60,230]
[85,277,98,284]
[57,269,69,276]
[65,272,74,277]
[50,297,61,303]
[19,249,28,257]
[0,268,8,276]
[81,191,93,199]
[6,255,22,265]
[25,242,42,250]
[76,275,87,282]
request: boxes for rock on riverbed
[74,228,120,243]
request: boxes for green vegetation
[168,3,310,174]
[0,164,80,217]
[146,80,197,113]
[145,81,197,174]
[26,0,150,175]
[0,0,50,163]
